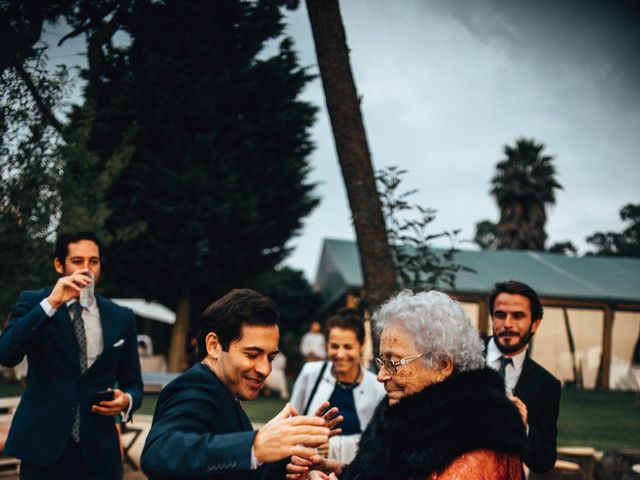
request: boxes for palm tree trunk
[167,294,190,372]
[306,0,397,306]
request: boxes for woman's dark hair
[325,307,365,345]
[196,289,279,361]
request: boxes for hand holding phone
[94,389,115,405]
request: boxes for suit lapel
[235,400,253,431]
[514,357,535,403]
[96,295,118,354]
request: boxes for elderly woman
[290,307,386,463]
[288,290,526,480]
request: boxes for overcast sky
[279,0,640,281]
[43,1,640,283]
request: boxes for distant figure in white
[300,321,326,362]
[263,352,289,399]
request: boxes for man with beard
[487,280,561,477]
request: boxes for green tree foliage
[376,166,471,291]
[586,203,640,257]
[548,240,578,256]
[56,105,135,235]
[0,56,67,320]
[0,0,128,318]
[491,138,562,250]
[57,0,318,368]
[2,0,319,371]
[473,219,498,250]
[248,266,320,368]
[96,0,318,298]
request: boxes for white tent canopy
[111,298,176,325]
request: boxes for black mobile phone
[94,389,115,404]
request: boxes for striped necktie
[70,302,87,442]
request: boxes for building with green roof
[314,238,640,390]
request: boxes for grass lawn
[2,383,638,451]
[142,387,640,449]
[136,392,286,421]
[557,387,640,451]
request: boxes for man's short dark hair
[53,231,103,262]
[196,289,279,360]
[489,280,543,321]
[325,307,365,345]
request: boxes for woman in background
[290,307,385,463]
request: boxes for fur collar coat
[342,368,527,480]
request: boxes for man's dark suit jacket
[486,337,561,474]
[0,287,143,474]
[141,362,286,480]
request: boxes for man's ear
[531,319,542,334]
[53,258,64,275]
[205,332,223,360]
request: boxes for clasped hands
[253,401,343,465]
[283,402,345,480]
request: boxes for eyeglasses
[375,353,424,375]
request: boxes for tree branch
[86,0,132,72]
[13,61,64,134]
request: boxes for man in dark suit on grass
[0,231,143,479]
[486,280,561,477]
[141,288,333,480]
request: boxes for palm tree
[491,138,562,250]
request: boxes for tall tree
[586,203,640,257]
[70,0,319,370]
[0,54,66,320]
[491,138,562,250]
[305,0,397,306]
[0,0,135,318]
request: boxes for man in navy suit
[486,280,561,477]
[0,231,143,480]
[141,288,332,480]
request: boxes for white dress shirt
[486,337,527,395]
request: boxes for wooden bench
[0,397,21,476]
[529,459,582,480]
[557,446,599,480]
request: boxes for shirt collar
[66,298,98,314]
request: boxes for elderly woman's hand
[313,401,343,438]
[286,453,345,480]
[286,454,322,480]
[308,471,333,480]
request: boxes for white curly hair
[372,289,485,372]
